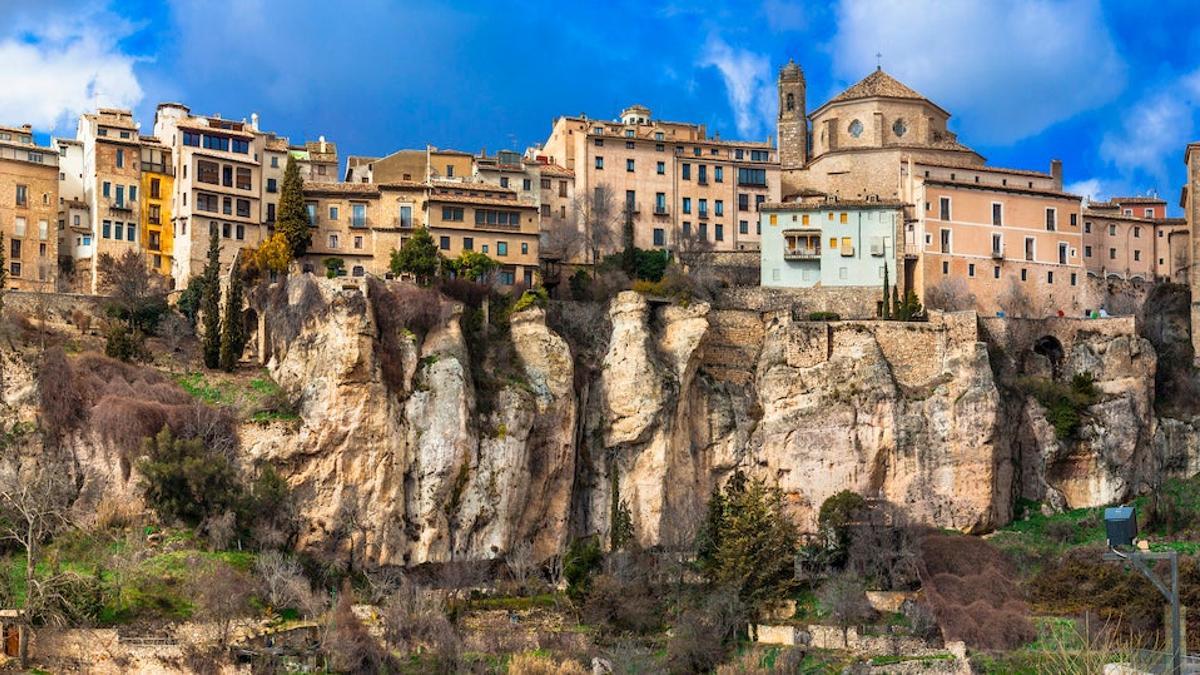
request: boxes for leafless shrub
[924,276,977,312]
[201,510,238,551]
[507,652,588,675]
[192,561,254,648]
[846,503,922,591]
[38,347,87,446]
[437,277,491,308]
[362,565,407,604]
[714,646,807,674]
[590,269,632,303]
[666,587,745,675]
[323,584,389,673]
[255,550,314,611]
[818,571,873,644]
[504,542,536,587]
[156,311,192,353]
[997,276,1042,318]
[93,496,140,531]
[381,578,459,669]
[71,309,92,335]
[581,573,663,636]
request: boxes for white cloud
[1098,70,1200,185]
[1064,178,1110,201]
[698,36,776,139]
[0,11,143,133]
[829,0,1126,145]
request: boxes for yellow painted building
[140,138,174,279]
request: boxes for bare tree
[540,211,587,264]
[997,276,1041,319]
[0,467,76,666]
[574,184,619,274]
[192,561,253,649]
[924,276,977,312]
[504,541,535,587]
[817,571,873,646]
[255,550,314,612]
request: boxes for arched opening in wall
[1032,335,1065,379]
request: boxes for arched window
[785,92,795,112]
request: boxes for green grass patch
[464,592,559,611]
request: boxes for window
[150,177,161,199]
[714,166,724,183]
[203,135,229,152]
[1134,250,1142,261]
[626,159,635,172]
[1045,208,1056,231]
[653,228,665,246]
[839,212,848,224]
[197,160,219,184]
[1109,248,1116,259]
[682,197,692,214]
[698,165,708,184]
[442,206,464,221]
[939,229,951,253]
[715,223,724,241]
[1059,242,1068,265]
[1109,224,1117,236]
[8,262,18,278]
[115,148,124,168]
[236,199,250,218]
[500,177,509,188]
[1048,271,1054,283]
[1021,268,1028,281]
[1025,237,1035,261]
[735,149,744,160]
[1071,273,1078,286]
[400,205,413,228]
[1085,221,1092,233]
[540,178,551,190]
[939,197,951,220]
[222,165,234,187]
[14,184,27,207]
[305,202,317,224]
[1085,245,1092,257]
[498,269,515,285]
[1134,226,1141,238]
[968,263,976,277]
[271,155,279,168]
[329,206,340,220]
[559,181,567,198]
[992,233,1003,256]
[267,203,276,221]
[102,220,111,238]
[655,131,664,141]
[698,223,707,240]
[444,164,455,178]
[737,168,767,186]
[1145,208,1154,217]
[656,161,665,175]
[1070,213,1078,227]
[992,202,1002,226]
[351,203,366,227]
[236,167,252,190]
[439,236,450,250]
[463,237,473,250]
[655,192,666,213]
[183,131,200,147]
[149,204,161,224]
[232,139,249,154]
[740,220,748,234]
[594,138,604,147]
[699,199,708,217]
[329,234,339,249]
[994,265,1001,279]
[222,222,230,238]
[738,194,749,211]
[523,178,531,191]
[595,156,604,169]
[521,242,528,255]
[197,193,218,212]
[682,163,691,180]
[266,178,277,193]
[497,241,508,256]
[715,200,724,216]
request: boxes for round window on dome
[849,119,864,138]
[893,119,908,137]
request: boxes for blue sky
[4,0,1200,213]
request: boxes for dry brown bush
[924,276,978,312]
[323,584,389,673]
[38,347,87,446]
[368,278,446,392]
[918,534,1035,650]
[93,495,140,531]
[437,277,491,308]
[507,652,588,675]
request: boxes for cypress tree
[218,268,244,372]
[201,231,222,369]
[881,263,891,320]
[276,155,310,258]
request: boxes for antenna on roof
[876,52,882,71]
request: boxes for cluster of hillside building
[0,60,1191,319]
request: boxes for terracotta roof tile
[537,164,574,177]
[302,182,380,196]
[829,69,929,105]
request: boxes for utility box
[1105,506,1138,548]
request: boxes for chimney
[20,124,31,132]
[250,112,259,130]
[1051,159,1063,190]
[319,135,326,153]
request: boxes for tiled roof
[346,155,380,166]
[427,193,538,209]
[176,119,255,138]
[760,198,905,211]
[378,181,428,190]
[1111,195,1166,204]
[305,139,338,162]
[303,182,380,196]
[924,178,1081,201]
[431,180,513,194]
[264,137,288,152]
[829,69,928,105]
[915,160,1050,178]
[537,164,574,177]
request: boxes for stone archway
[1033,335,1065,379]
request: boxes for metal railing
[653,204,669,215]
[784,248,820,260]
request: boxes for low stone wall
[702,309,766,385]
[979,315,1137,357]
[715,285,881,319]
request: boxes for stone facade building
[538,104,781,255]
[0,124,58,291]
[76,109,144,293]
[1083,196,1185,283]
[778,63,1088,317]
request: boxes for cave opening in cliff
[1033,335,1065,378]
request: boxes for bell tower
[777,58,808,170]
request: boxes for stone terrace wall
[702,309,766,385]
[715,285,881,318]
[784,311,980,387]
[979,315,1137,356]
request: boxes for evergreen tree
[276,156,310,258]
[201,231,222,369]
[218,267,244,372]
[881,263,891,320]
[620,208,637,276]
[389,228,442,284]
